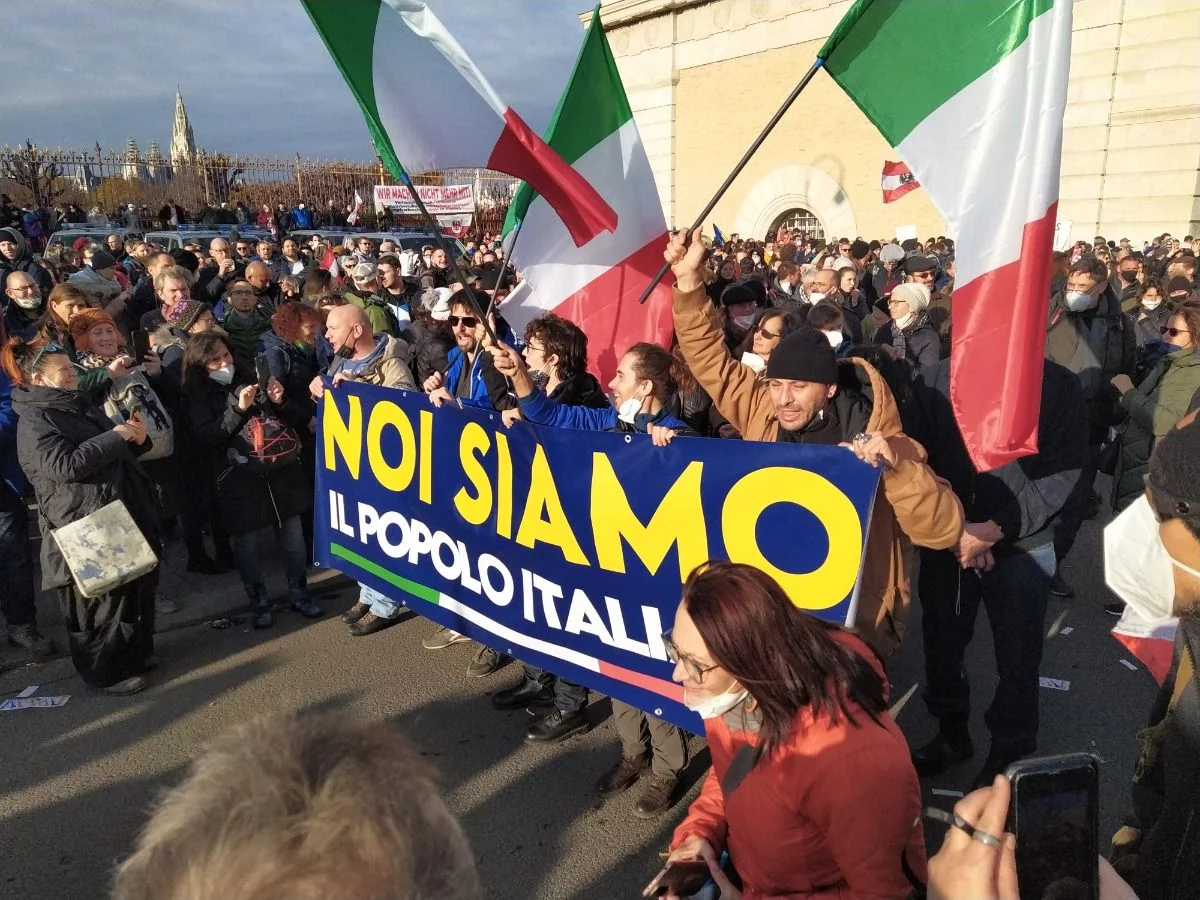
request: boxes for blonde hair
[112,713,480,900]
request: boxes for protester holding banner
[661,562,925,898]
[665,228,963,659]
[489,336,692,818]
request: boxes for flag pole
[486,218,524,320]
[637,57,825,304]
[400,171,501,346]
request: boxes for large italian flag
[822,0,1072,470]
[500,6,673,384]
[301,0,616,248]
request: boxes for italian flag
[499,6,673,384]
[301,0,616,248]
[823,0,1072,470]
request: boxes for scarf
[890,309,932,362]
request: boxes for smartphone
[255,355,271,393]
[1006,753,1100,900]
[131,329,151,366]
[642,860,710,898]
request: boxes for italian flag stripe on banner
[822,0,1072,470]
[301,0,616,248]
[499,6,672,384]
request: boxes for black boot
[524,708,588,744]
[491,679,553,710]
[911,719,974,777]
[7,625,54,661]
[973,743,1033,790]
[247,584,272,629]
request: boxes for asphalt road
[0,490,1159,900]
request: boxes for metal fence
[0,143,518,234]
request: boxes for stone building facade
[592,0,1200,246]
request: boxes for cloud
[1,0,583,163]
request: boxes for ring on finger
[924,808,1003,850]
[852,432,870,444]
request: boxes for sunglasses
[754,325,781,340]
[448,316,478,328]
[662,630,719,684]
[1145,475,1192,523]
[1161,327,1191,339]
[30,341,64,370]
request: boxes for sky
[0,0,585,163]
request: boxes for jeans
[231,515,307,590]
[0,482,37,628]
[359,583,406,619]
[1053,443,1099,563]
[522,664,588,714]
[919,542,1055,753]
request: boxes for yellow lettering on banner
[722,467,861,609]
[454,422,492,526]
[591,454,708,580]
[366,401,416,493]
[495,431,513,540]
[515,445,588,566]
[419,409,433,505]
[322,393,361,479]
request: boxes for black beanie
[720,282,757,307]
[1149,417,1200,513]
[170,248,199,273]
[850,239,870,260]
[764,327,838,384]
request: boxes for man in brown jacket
[665,229,963,658]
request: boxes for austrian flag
[881,161,920,203]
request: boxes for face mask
[894,311,916,331]
[1104,494,1200,621]
[825,330,844,349]
[732,313,757,332]
[208,364,235,385]
[684,682,749,719]
[1064,290,1096,312]
[1141,298,1162,310]
[13,295,40,310]
[530,367,550,392]
[740,351,766,374]
[617,391,645,424]
[808,292,826,304]
[1163,342,1186,355]
[1121,271,1138,284]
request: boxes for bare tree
[0,141,68,208]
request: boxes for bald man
[243,260,282,315]
[193,237,246,306]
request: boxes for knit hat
[427,287,454,321]
[174,300,206,331]
[68,308,118,350]
[850,239,870,261]
[764,327,838,384]
[72,236,90,252]
[170,248,199,273]
[900,238,919,253]
[891,282,930,312]
[719,282,757,308]
[879,244,905,264]
[89,249,117,270]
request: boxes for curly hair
[270,302,324,344]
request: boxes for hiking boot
[422,625,470,650]
[101,675,147,696]
[634,773,680,819]
[347,612,397,637]
[341,602,371,625]
[596,753,650,797]
[1049,572,1075,599]
[7,625,54,661]
[911,721,975,777]
[467,645,507,678]
[288,586,323,619]
[524,708,588,744]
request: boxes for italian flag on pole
[500,6,673,384]
[301,0,616,248]
[822,0,1072,470]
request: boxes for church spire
[169,88,196,168]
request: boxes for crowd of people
[2,200,1200,898]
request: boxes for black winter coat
[184,377,311,535]
[404,318,454,386]
[873,317,942,369]
[260,329,319,417]
[12,384,161,590]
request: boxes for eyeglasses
[1162,327,1192,339]
[662,630,719,684]
[8,283,37,293]
[754,325,781,340]
[448,316,478,328]
[524,342,546,353]
[1145,475,1191,523]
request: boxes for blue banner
[314,382,881,731]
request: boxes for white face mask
[894,311,916,331]
[1104,495,1200,622]
[808,292,826,304]
[617,391,645,424]
[1142,298,1162,310]
[740,351,766,374]
[732,313,757,332]
[684,682,749,719]
[208,364,235,385]
[824,330,844,349]
[12,295,40,310]
[1064,289,1097,312]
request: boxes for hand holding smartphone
[642,859,711,898]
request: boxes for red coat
[671,632,926,899]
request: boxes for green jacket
[220,310,271,382]
[1112,349,1200,510]
[346,291,397,337]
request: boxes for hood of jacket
[0,226,30,265]
[11,382,94,417]
[67,265,120,298]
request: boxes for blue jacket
[444,348,492,407]
[518,389,690,434]
[0,371,28,494]
[291,206,313,229]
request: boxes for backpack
[103,371,174,461]
[228,406,300,473]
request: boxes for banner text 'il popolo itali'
[314,382,881,730]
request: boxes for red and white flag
[881,160,920,203]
